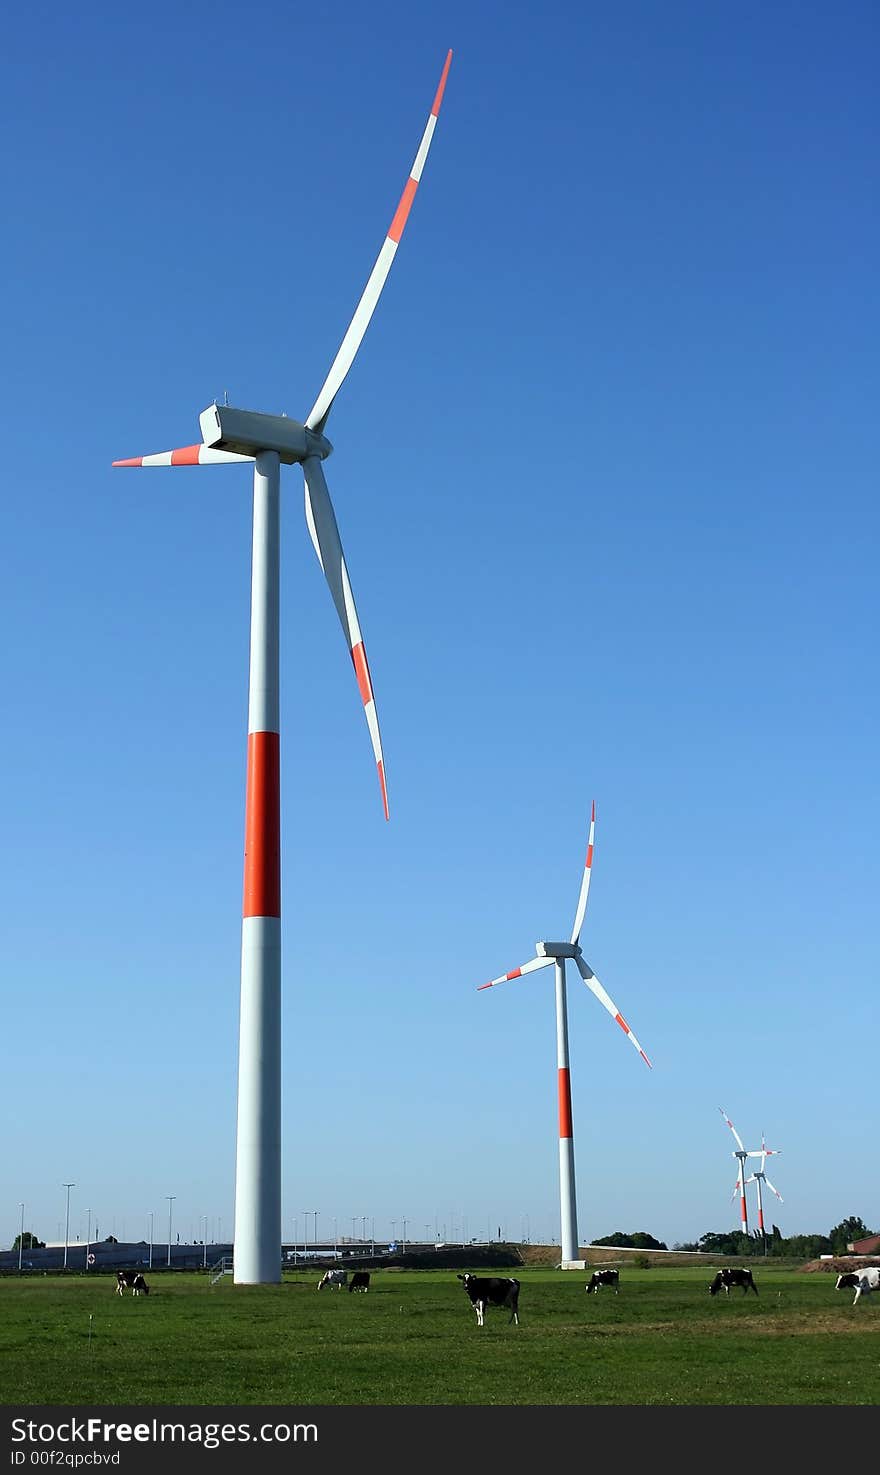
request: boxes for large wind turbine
[113,52,453,1284]
[479,806,652,1267]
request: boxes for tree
[592,1231,668,1251]
[829,1217,872,1255]
[12,1232,45,1251]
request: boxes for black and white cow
[586,1268,619,1294]
[115,1270,149,1296]
[348,1271,370,1293]
[708,1267,757,1297]
[457,1273,520,1327]
[317,1269,348,1291]
[835,1267,880,1305]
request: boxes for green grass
[2,1267,877,1406]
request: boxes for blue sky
[2,0,877,1254]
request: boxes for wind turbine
[744,1135,783,1255]
[718,1108,768,1237]
[112,51,453,1285]
[478,805,652,1267]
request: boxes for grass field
[2,1266,877,1406]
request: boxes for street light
[402,1217,408,1252]
[62,1184,75,1270]
[166,1196,176,1269]
[85,1208,92,1272]
[301,1210,317,1248]
[202,1216,208,1268]
[148,1212,154,1271]
[18,1203,24,1273]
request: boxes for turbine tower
[479,805,652,1266]
[113,52,453,1284]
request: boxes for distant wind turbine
[479,805,652,1266]
[745,1134,783,1254]
[718,1108,770,1237]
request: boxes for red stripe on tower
[558,1068,573,1139]
[243,731,280,918]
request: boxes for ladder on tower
[209,1255,233,1286]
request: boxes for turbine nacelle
[536,940,580,960]
[199,404,333,465]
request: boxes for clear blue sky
[2,0,877,1253]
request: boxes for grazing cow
[317,1269,348,1291]
[457,1273,520,1327]
[708,1267,758,1297]
[348,1271,371,1293]
[115,1270,149,1296]
[586,1268,619,1294]
[835,1267,880,1305]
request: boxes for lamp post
[370,1218,375,1255]
[85,1208,92,1271]
[166,1196,175,1269]
[333,1218,338,1257]
[301,1210,316,1249]
[402,1217,408,1252]
[62,1183,75,1270]
[18,1203,24,1272]
[202,1216,208,1268]
[148,1212,154,1271]
[350,1216,356,1242]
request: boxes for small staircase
[209,1255,233,1286]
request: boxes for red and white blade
[764,1177,783,1202]
[574,954,652,1067]
[570,800,596,945]
[303,457,388,819]
[718,1107,745,1152]
[478,955,554,992]
[305,50,452,433]
[112,446,252,467]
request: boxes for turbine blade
[569,800,596,945]
[112,446,252,467]
[764,1178,783,1202]
[302,457,388,819]
[730,1182,740,1202]
[305,50,453,433]
[718,1108,745,1152]
[574,954,652,1067]
[478,955,554,991]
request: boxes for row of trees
[594,1216,874,1259]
